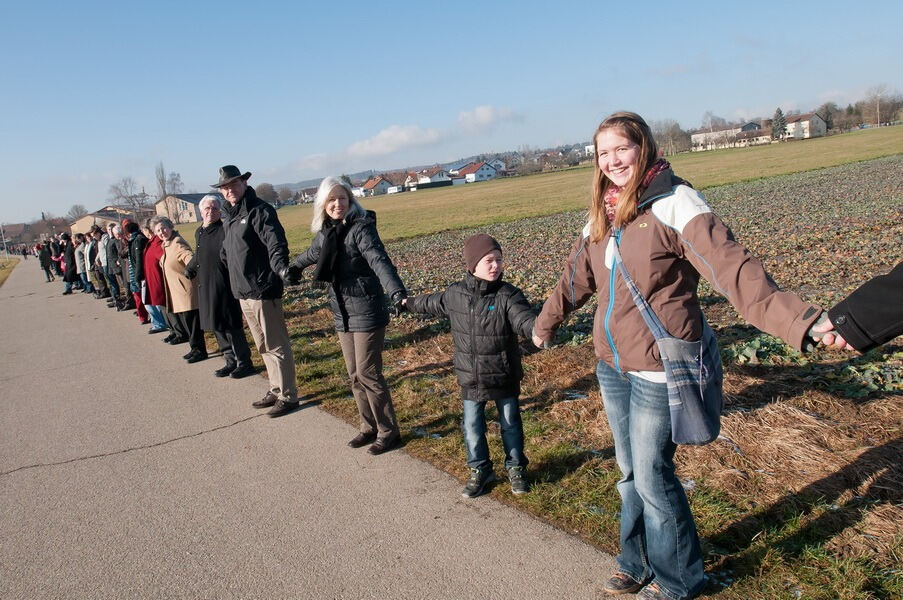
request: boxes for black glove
[279,265,302,286]
[184,266,197,280]
[390,291,407,318]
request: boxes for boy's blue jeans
[596,360,705,600]
[462,396,527,472]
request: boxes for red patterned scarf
[604,158,670,223]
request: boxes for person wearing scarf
[533,112,827,600]
[290,176,407,455]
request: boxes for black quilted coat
[406,273,536,402]
[292,211,405,332]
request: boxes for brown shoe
[252,392,278,409]
[267,398,299,418]
[367,434,400,455]
[348,432,377,448]
[602,572,643,595]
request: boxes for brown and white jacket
[534,169,821,373]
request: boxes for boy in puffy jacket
[403,234,536,498]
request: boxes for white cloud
[346,125,444,158]
[457,105,522,134]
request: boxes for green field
[276,151,902,599]
[174,126,903,255]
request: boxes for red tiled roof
[362,176,384,190]
[422,165,446,178]
[456,161,488,176]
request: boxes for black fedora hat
[211,165,251,188]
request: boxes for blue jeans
[596,360,705,600]
[78,272,94,293]
[144,304,167,330]
[103,267,120,298]
[461,396,527,471]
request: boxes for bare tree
[108,176,150,210]
[256,182,278,205]
[167,172,183,195]
[66,204,89,222]
[155,162,168,201]
[156,162,185,200]
[277,187,293,204]
[701,111,728,133]
[651,119,690,155]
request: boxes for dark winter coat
[829,261,903,352]
[128,232,148,285]
[292,211,405,333]
[39,245,51,269]
[107,238,122,275]
[221,186,290,301]
[406,273,536,402]
[62,242,78,282]
[186,220,244,332]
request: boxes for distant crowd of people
[25,112,901,600]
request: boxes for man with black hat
[214,165,300,417]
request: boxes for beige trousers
[239,298,297,401]
[337,328,399,439]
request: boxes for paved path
[0,261,617,599]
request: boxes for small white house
[417,165,451,184]
[585,144,595,157]
[456,161,498,183]
[784,113,827,139]
[361,176,391,196]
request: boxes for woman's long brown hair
[588,112,659,242]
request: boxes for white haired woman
[289,176,407,455]
[151,215,208,363]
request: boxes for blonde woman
[290,177,407,455]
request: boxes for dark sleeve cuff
[828,302,875,353]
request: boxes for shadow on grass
[708,435,902,595]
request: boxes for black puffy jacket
[221,187,290,300]
[406,273,536,402]
[292,211,405,333]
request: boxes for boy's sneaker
[461,468,495,498]
[508,466,528,495]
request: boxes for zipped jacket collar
[636,168,689,210]
[464,271,503,296]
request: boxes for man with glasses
[185,194,254,379]
[213,166,300,417]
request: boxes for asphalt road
[0,260,618,599]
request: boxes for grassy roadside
[0,257,19,288]
[271,156,902,599]
[175,126,903,255]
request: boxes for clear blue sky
[2,0,899,224]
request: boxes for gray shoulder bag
[611,237,723,445]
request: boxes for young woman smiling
[533,112,828,600]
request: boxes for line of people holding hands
[41,111,900,600]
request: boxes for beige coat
[160,234,198,313]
